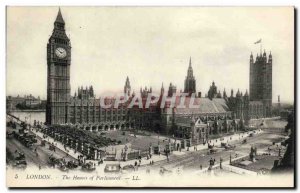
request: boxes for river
[10,111,45,125]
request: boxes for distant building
[6,94,42,111]
[24,94,42,107]
[6,95,25,111]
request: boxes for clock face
[55,47,67,59]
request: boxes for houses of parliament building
[46,9,273,144]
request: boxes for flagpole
[254,39,262,55]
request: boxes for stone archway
[104,125,109,131]
[154,123,161,133]
[130,123,134,129]
[92,125,97,132]
[116,124,120,130]
[110,125,115,130]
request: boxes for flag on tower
[254,39,262,44]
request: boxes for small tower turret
[160,82,164,96]
[184,57,196,96]
[124,76,131,96]
[268,51,272,63]
[223,88,227,99]
[236,89,241,97]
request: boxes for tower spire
[55,7,65,24]
[189,56,192,67]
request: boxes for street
[145,128,287,172]
[6,126,76,169]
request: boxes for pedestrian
[200,164,202,170]
[220,157,223,169]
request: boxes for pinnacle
[55,7,65,24]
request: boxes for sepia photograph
[5,6,295,188]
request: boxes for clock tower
[46,8,71,125]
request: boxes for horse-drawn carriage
[207,147,218,155]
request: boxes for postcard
[6,6,295,188]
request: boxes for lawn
[99,130,172,151]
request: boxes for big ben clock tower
[46,8,71,125]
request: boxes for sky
[6,7,294,103]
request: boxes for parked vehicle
[159,167,172,175]
[6,131,14,139]
[224,144,236,150]
[15,152,25,161]
[13,160,27,169]
[58,165,69,172]
[122,164,135,173]
[221,142,227,147]
[104,163,121,173]
[67,161,79,169]
[207,148,218,154]
[41,140,46,147]
[82,162,96,172]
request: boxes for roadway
[146,128,287,171]
[6,126,76,169]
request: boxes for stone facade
[46,9,273,143]
[250,51,273,117]
[46,8,71,125]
